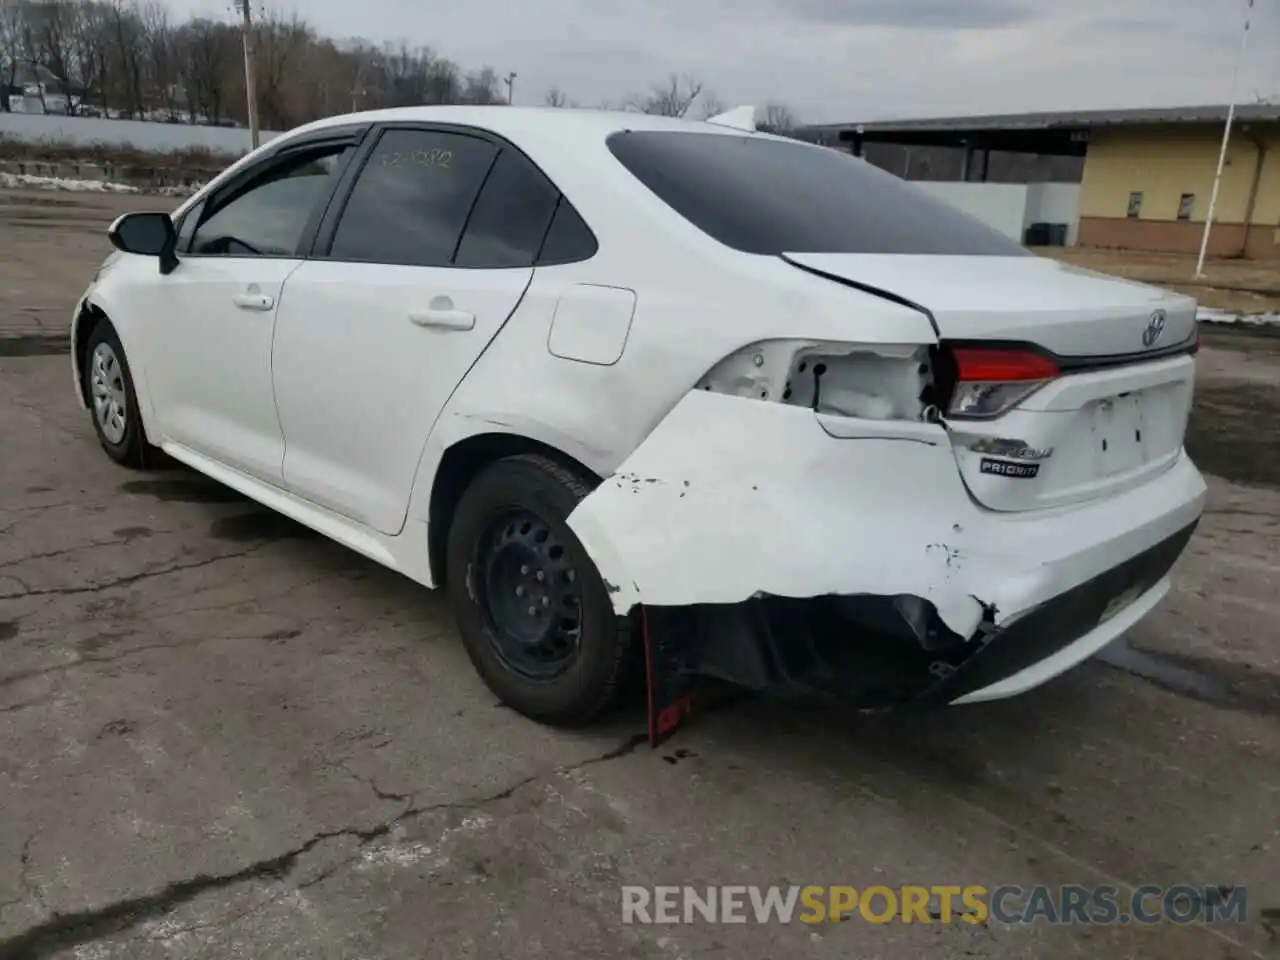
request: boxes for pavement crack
[396,733,645,817]
[0,637,229,691]
[332,760,416,807]
[20,834,44,913]
[0,823,392,960]
[563,733,649,771]
[0,733,649,955]
[0,537,134,571]
[0,694,58,715]
[0,545,269,601]
[0,499,94,537]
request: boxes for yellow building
[807,104,1280,259]
[1078,113,1280,258]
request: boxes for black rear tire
[445,454,632,725]
[82,320,158,469]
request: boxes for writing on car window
[380,148,453,170]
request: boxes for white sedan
[71,105,1206,733]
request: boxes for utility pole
[235,0,260,149]
[503,71,516,105]
[1196,0,1253,278]
[351,62,365,113]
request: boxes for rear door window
[536,199,598,265]
[606,131,1030,257]
[328,129,498,267]
[454,149,559,269]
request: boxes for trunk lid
[782,253,1197,356]
[782,253,1198,512]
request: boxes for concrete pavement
[1,188,1278,959]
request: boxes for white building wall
[0,112,281,154]
[910,180,1080,246]
[911,182,1031,242]
[1023,183,1082,245]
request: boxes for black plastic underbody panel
[910,519,1198,706]
[641,520,1198,743]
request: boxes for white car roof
[281,104,753,146]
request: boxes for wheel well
[428,433,602,587]
[73,303,107,403]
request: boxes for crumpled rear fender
[566,390,997,638]
[567,389,1206,646]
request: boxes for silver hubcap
[90,342,128,445]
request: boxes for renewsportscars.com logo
[621,884,1250,926]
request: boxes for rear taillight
[944,346,1059,419]
[697,339,934,421]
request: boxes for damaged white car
[71,105,1206,736]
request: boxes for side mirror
[107,212,179,275]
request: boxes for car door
[138,138,356,484]
[271,126,561,535]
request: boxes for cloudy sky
[166,0,1278,124]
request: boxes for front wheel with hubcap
[83,319,155,468]
[446,454,632,725]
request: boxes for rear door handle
[232,293,275,311]
[409,309,475,331]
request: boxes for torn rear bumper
[568,390,1206,709]
[653,521,1192,709]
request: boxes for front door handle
[409,309,475,331]
[232,293,275,311]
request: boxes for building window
[1127,191,1143,219]
[1177,193,1195,220]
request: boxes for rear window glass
[606,131,1030,257]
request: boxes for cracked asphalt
[2,189,1279,959]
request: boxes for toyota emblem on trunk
[1142,310,1167,348]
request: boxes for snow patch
[1198,307,1280,327]
[0,171,203,196]
[0,171,138,193]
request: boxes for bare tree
[341,40,378,111]
[6,4,722,132]
[15,2,48,111]
[25,0,77,113]
[139,1,178,119]
[759,102,799,135]
[357,42,461,108]
[104,0,146,117]
[421,54,459,104]
[378,41,426,106]
[293,37,352,121]
[627,72,706,117]
[0,1,23,112]
[254,11,311,128]
[696,94,725,119]
[69,0,111,115]
[460,65,500,105]
[176,16,232,124]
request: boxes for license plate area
[1091,392,1149,478]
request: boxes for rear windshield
[606,130,1030,257]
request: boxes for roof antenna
[705,105,757,132]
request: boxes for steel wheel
[446,453,633,725]
[89,341,128,445]
[475,507,584,680]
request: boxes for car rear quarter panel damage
[564,388,1208,643]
